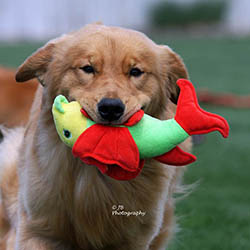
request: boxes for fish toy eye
[63,129,72,139]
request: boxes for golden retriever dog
[0,23,192,250]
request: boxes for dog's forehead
[61,25,158,59]
[78,24,156,46]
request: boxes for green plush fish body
[52,79,229,181]
[126,115,188,158]
[52,95,189,158]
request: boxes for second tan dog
[0,24,192,250]
[0,67,38,128]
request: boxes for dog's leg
[118,243,150,250]
[15,220,74,250]
[149,165,185,250]
[4,229,16,250]
[16,232,73,250]
[149,202,175,250]
[15,233,53,250]
[116,234,161,250]
[0,202,10,239]
[15,212,71,250]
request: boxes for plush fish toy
[52,79,229,180]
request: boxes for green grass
[156,37,250,94]
[158,37,250,249]
[168,109,250,250]
[1,37,250,249]
[0,42,43,68]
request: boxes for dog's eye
[130,67,144,77]
[63,129,72,139]
[80,65,95,74]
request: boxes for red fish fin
[175,79,229,138]
[154,146,196,166]
[72,124,141,180]
[105,160,145,181]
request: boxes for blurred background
[0,0,250,40]
[0,0,250,249]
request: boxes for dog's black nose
[97,98,125,121]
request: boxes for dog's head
[16,24,188,123]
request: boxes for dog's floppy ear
[15,42,55,85]
[159,45,188,104]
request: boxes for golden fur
[0,24,191,250]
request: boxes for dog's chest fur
[19,105,173,249]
